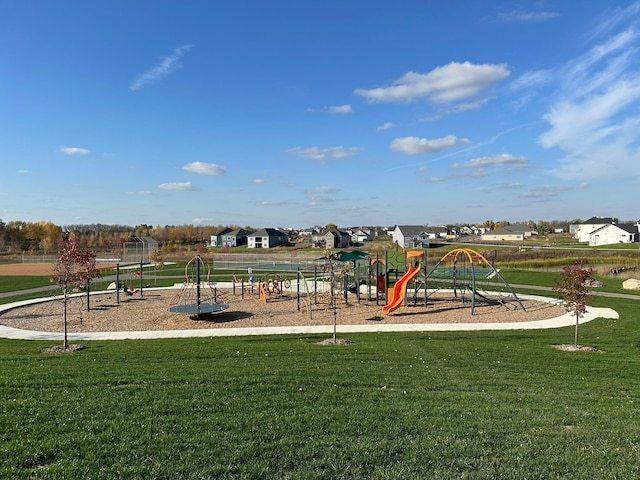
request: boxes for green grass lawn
[1,294,640,478]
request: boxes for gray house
[210,227,233,247]
[221,228,250,247]
[247,228,289,249]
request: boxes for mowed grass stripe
[1,295,639,478]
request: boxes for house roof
[226,228,250,237]
[484,227,523,236]
[395,225,430,236]
[582,216,617,225]
[504,225,533,233]
[591,223,638,235]
[249,228,288,238]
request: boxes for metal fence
[211,252,323,272]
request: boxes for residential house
[312,228,351,249]
[481,226,526,242]
[220,228,250,247]
[391,225,430,248]
[505,224,535,238]
[588,223,639,246]
[347,227,375,244]
[247,228,290,249]
[460,225,488,236]
[210,227,233,247]
[573,217,618,243]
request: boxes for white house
[348,227,375,243]
[588,223,639,246]
[247,228,289,249]
[574,217,618,243]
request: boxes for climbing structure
[168,255,229,318]
[426,248,525,314]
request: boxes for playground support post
[116,264,120,305]
[139,260,144,298]
[297,269,300,312]
[196,255,201,311]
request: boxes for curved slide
[382,266,420,314]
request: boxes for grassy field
[1,292,639,478]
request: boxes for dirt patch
[316,338,353,346]
[553,344,602,353]
[40,344,87,354]
[0,263,54,276]
[0,288,567,333]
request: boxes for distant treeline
[0,220,244,254]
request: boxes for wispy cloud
[391,135,472,155]
[158,182,196,191]
[520,183,588,199]
[354,61,509,104]
[127,190,153,196]
[537,15,640,180]
[452,153,528,169]
[305,186,341,195]
[496,10,560,23]
[377,122,395,131]
[326,104,353,114]
[183,161,226,175]
[17,169,29,174]
[60,147,90,155]
[287,146,363,162]
[130,45,192,91]
[252,178,265,184]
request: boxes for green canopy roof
[330,250,370,262]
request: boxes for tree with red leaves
[51,235,97,350]
[553,259,594,348]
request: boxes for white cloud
[377,122,395,131]
[354,61,509,104]
[252,178,265,184]
[287,146,363,161]
[158,182,195,191]
[60,147,90,155]
[390,135,471,155]
[326,104,353,114]
[130,45,192,91]
[452,153,528,169]
[17,169,29,174]
[183,161,226,175]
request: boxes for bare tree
[51,236,97,350]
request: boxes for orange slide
[382,266,420,314]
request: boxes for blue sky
[2,1,640,229]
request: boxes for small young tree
[51,235,97,350]
[553,260,593,347]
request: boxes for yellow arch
[438,248,492,267]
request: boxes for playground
[0,285,567,335]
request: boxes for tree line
[0,220,244,254]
